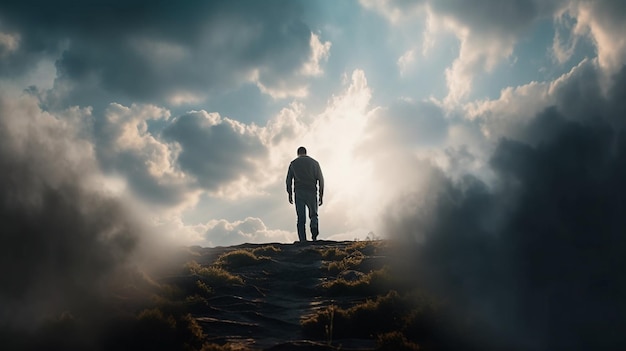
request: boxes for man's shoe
[311,227,319,241]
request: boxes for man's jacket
[286,155,324,196]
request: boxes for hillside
[2,240,471,351]
[150,240,453,350]
[166,240,393,350]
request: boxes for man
[286,146,324,242]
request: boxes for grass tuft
[252,245,281,256]
[325,250,364,273]
[216,249,267,267]
[302,290,440,343]
[322,267,393,296]
[185,260,243,286]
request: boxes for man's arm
[286,164,294,204]
[316,162,324,206]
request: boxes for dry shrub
[318,246,349,260]
[376,331,420,350]
[325,250,364,273]
[185,260,243,286]
[320,241,387,273]
[322,268,393,296]
[302,290,439,342]
[216,249,265,267]
[347,240,386,256]
[252,245,281,256]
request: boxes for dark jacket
[286,155,324,196]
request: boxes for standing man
[286,146,324,242]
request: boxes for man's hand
[318,196,323,207]
[288,193,293,204]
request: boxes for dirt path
[186,241,381,350]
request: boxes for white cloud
[254,74,310,99]
[101,103,179,179]
[466,80,552,140]
[97,103,196,209]
[202,217,292,247]
[362,1,545,103]
[568,1,626,74]
[301,33,332,76]
[438,16,519,103]
[167,91,205,106]
[397,49,416,76]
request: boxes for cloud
[385,58,626,349]
[397,49,416,76]
[362,0,547,101]
[565,1,626,74]
[0,31,19,57]
[366,99,448,149]
[202,217,292,247]
[254,32,332,99]
[96,103,196,208]
[467,57,620,143]
[300,33,332,77]
[360,0,623,103]
[0,93,149,327]
[162,110,268,193]
[429,1,544,102]
[0,1,322,105]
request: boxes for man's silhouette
[286,146,324,242]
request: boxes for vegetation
[214,246,278,268]
[321,267,394,296]
[2,240,468,350]
[252,244,281,256]
[302,290,442,348]
[185,260,243,286]
[325,250,364,273]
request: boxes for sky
[1,1,624,246]
[2,1,626,349]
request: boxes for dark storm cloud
[0,0,312,104]
[162,111,267,190]
[386,65,626,349]
[0,95,146,328]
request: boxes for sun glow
[299,71,383,237]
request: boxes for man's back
[287,155,324,194]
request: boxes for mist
[0,94,165,348]
[386,66,626,350]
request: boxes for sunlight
[300,71,382,236]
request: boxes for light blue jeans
[295,190,318,241]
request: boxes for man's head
[297,146,307,156]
